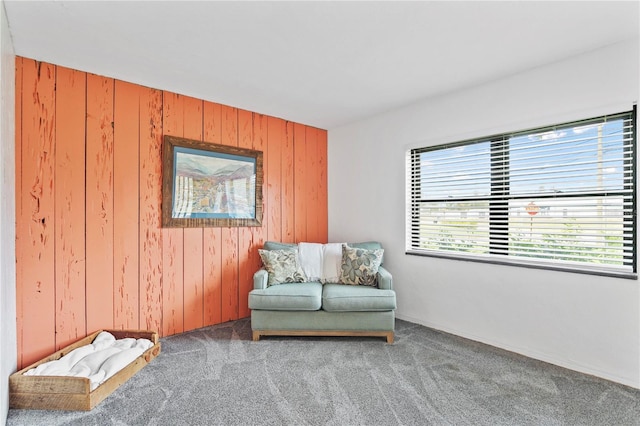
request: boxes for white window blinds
[407,108,637,278]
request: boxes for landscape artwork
[162,136,263,227]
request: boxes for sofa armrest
[377,266,393,290]
[254,269,268,290]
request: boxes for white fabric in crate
[24,331,154,390]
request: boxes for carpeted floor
[7,318,640,426]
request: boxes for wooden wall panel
[253,114,268,243]
[221,105,239,322]
[162,92,185,335]
[182,96,204,331]
[254,114,268,243]
[267,117,283,242]
[113,81,140,330]
[203,101,223,325]
[139,87,163,333]
[293,123,307,243]
[282,121,295,243]
[305,127,319,242]
[54,67,87,349]
[18,59,57,366]
[317,130,328,242]
[248,113,267,311]
[237,110,256,318]
[236,112,269,318]
[86,74,115,333]
[15,58,328,367]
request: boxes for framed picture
[162,135,263,227]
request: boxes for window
[407,107,637,278]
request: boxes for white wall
[0,0,15,422]
[329,39,640,388]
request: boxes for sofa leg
[252,331,261,341]
[386,333,394,344]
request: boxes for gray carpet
[7,318,640,426]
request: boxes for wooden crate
[9,329,161,411]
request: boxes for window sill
[405,250,638,280]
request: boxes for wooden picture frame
[162,135,263,227]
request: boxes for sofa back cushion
[263,241,297,251]
[261,241,385,285]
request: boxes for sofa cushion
[263,241,297,251]
[258,249,307,287]
[249,282,323,311]
[322,284,396,312]
[339,244,384,286]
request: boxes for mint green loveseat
[249,241,397,343]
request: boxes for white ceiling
[4,1,639,129]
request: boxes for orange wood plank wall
[14,57,328,368]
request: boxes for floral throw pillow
[339,244,384,286]
[258,249,307,287]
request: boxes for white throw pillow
[298,242,324,282]
[322,243,344,283]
